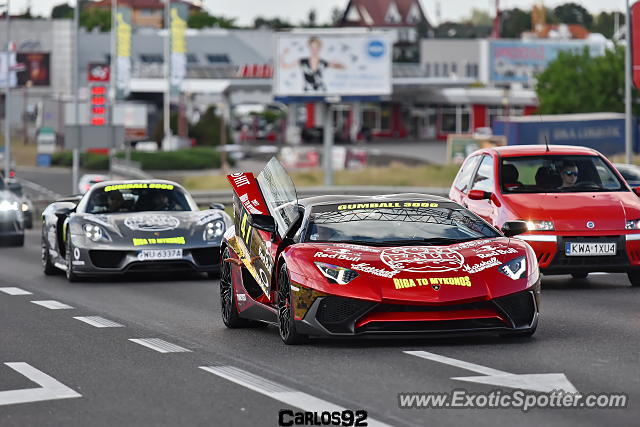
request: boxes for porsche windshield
[85,184,194,214]
[501,155,626,193]
[305,202,499,245]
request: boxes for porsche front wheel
[220,247,250,328]
[42,236,57,275]
[277,264,308,345]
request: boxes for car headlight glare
[524,220,554,231]
[314,262,359,285]
[626,219,640,230]
[0,200,18,211]
[21,202,29,212]
[203,220,225,241]
[83,223,105,242]
[499,256,527,280]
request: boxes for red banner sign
[226,172,268,216]
[632,2,640,89]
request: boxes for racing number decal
[239,212,253,246]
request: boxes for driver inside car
[558,162,579,189]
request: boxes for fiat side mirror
[250,214,276,233]
[468,189,491,200]
[501,220,528,237]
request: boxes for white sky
[11,1,629,26]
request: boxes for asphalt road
[1,227,639,426]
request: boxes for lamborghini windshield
[501,155,626,193]
[85,183,196,214]
[305,201,499,245]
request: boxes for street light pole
[626,0,633,164]
[3,0,10,180]
[163,0,171,150]
[72,0,80,193]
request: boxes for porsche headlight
[21,202,29,212]
[523,220,554,231]
[203,220,225,241]
[83,223,108,242]
[314,262,359,285]
[626,219,640,230]
[499,256,527,280]
[0,200,18,211]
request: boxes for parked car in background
[613,163,640,187]
[78,174,110,194]
[449,145,640,286]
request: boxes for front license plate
[565,242,616,256]
[138,249,183,261]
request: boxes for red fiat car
[449,145,640,286]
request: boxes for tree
[187,10,237,29]
[592,12,624,39]
[330,7,343,25]
[253,16,293,30]
[553,3,593,29]
[536,46,640,115]
[80,8,111,32]
[307,8,317,27]
[500,8,531,38]
[51,3,73,19]
[189,106,226,146]
[466,8,492,27]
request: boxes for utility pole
[72,0,80,193]
[3,0,11,180]
[163,0,171,150]
[626,0,632,164]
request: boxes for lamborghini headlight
[82,223,109,242]
[499,256,527,280]
[523,220,554,231]
[203,220,225,241]
[0,200,18,211]
[314,262,359,285]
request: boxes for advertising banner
[632,1,640,89]
[0,52,17,88]
[16,52,49,86]
[115,6,132,99]
[274,31,393,99]
[489,40,606,84]
[88,63,110,82]
[170,2,188,97]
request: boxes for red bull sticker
[381,247,464,273]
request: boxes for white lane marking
[200,366,392,427]
[0,362,81,406]
[31,300,74,310]
[0,287,33,295]
[73,316,124,328]
[128,338,191,353]
[405,351,578,393]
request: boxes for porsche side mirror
[209,202,225,210]
[55,207,75,218]
[501,220,528,237]
[250,214,276,233]
[468,189,491,200]
[633,187,640,197]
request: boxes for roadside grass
[183,162,460,191]
[5,141,38,166]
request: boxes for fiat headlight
[499,256,527,280]
[523,220,554,231]
[625,219,640,230]
[314,262,359,285]
[21,202,29,212]
[0,200,18,211]
[83,223,109,242]
[203,220,225,241]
